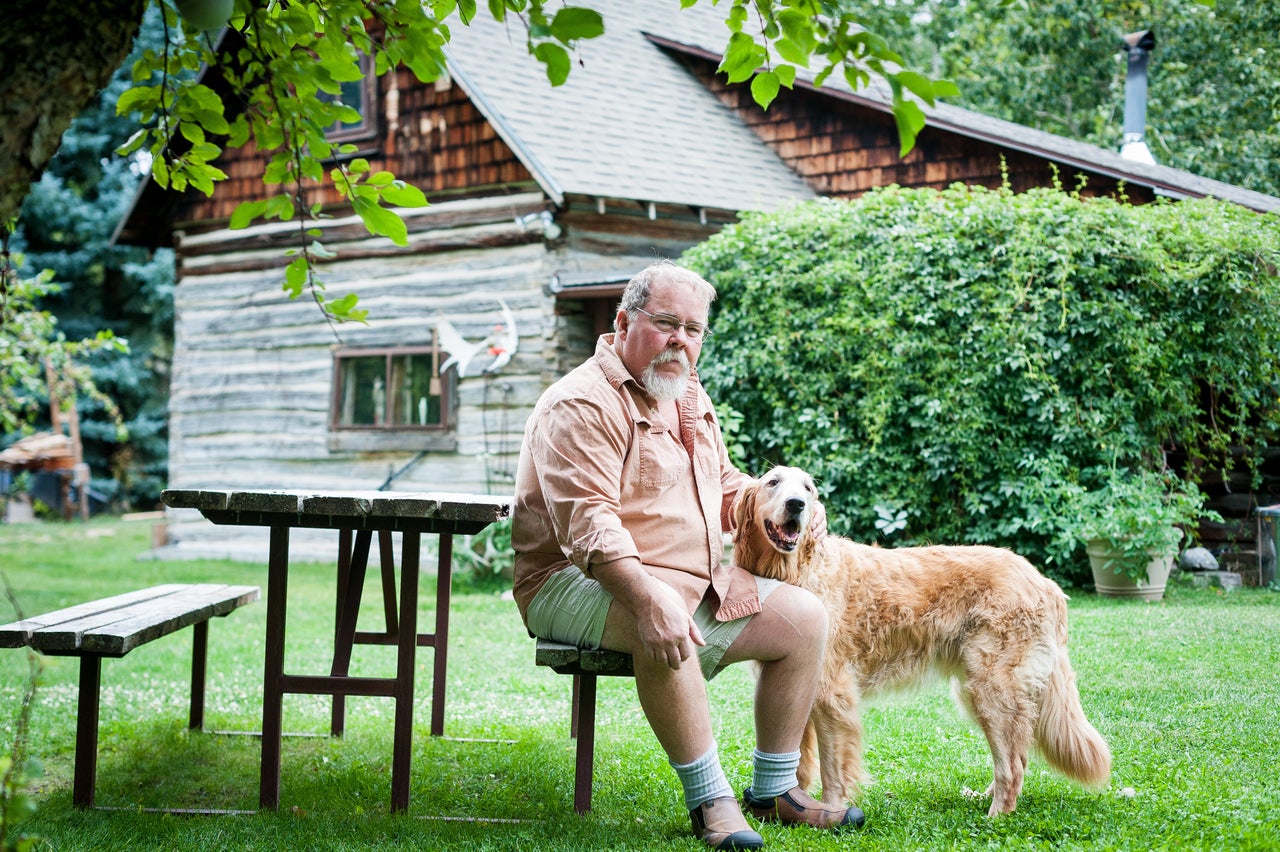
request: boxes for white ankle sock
[750,748,800,798]
[671,742,734,810]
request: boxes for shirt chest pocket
[637,422,690,490]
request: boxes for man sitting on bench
[511,262,864,850]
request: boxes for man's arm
[592,555,705,669]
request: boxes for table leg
[431,533,453,737]
[391,531,420,812]
[331,529,373,737]
[378,530,398,632]
[260,524,290,810]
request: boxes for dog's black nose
[785,497,806,517]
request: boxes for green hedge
[685,185,1280,586]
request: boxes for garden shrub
[685,184,1280,586]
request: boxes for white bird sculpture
[436,299,519,377]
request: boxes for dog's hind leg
[957,671,1036,816]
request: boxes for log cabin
[116,1,1280,566]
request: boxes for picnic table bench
[535,638,634,814]
[0,583,260,808]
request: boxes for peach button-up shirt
[512,335,758,625]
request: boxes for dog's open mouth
[765,518,802,552]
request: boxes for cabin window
[331,346,448,431]
[321,54,378,145]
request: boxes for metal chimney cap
[1123,29,1156,52]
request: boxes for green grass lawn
[1,516,1279,850]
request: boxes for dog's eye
[766,478,779,487]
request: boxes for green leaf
[227,115,250,147]
[380,182,430,208]
[776,9,816,57]
[152,157,170,189]
[353,197,410,245]
[774,38,811,67]
[323,292,367,323]
[229,200,268,230]
[719,32,766,84]
[265,194,296,221]
[115,85,160,116]
[308,239,338,259]
[893,100,927,157]
[896,70,939,105]
[534,42,572,86]
[549,7,604,42]
[751,71,782,109]
[283,256,309,298]
[933,78,961,100]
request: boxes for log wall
[162,190,724,558]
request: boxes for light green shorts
[525,567,781,680]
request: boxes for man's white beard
[642,350,691,401]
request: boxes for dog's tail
[1034,647,1111,788]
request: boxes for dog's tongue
[767,519,800,547]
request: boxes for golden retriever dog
[733,466,1111,816]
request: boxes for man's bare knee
[769,584,828,647]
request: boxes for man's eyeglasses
[635,307,712,341]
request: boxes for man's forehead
[648,279,709,316]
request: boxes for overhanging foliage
[687,185,1280,585]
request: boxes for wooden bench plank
[535,639,633,676]
[81,585,262,656]
[0,585,193,648]
[0,584,260,657]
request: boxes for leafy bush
[452,517,514,592]
[686,185,1280,586]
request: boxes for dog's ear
[732,480,758,545]
[731,480,761,572]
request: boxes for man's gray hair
[615,261,716,331]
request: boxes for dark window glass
[332,347,446,430]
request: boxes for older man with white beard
[512,261,863,849]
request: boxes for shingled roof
[441,1,815,212]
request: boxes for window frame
[329,344,451,435]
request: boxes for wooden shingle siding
[678,55,1155,205]
[172,69,533,232]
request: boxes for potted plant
[3,470,36,523]
[1067,466,1220,601]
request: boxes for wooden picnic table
[160,487,511,813]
